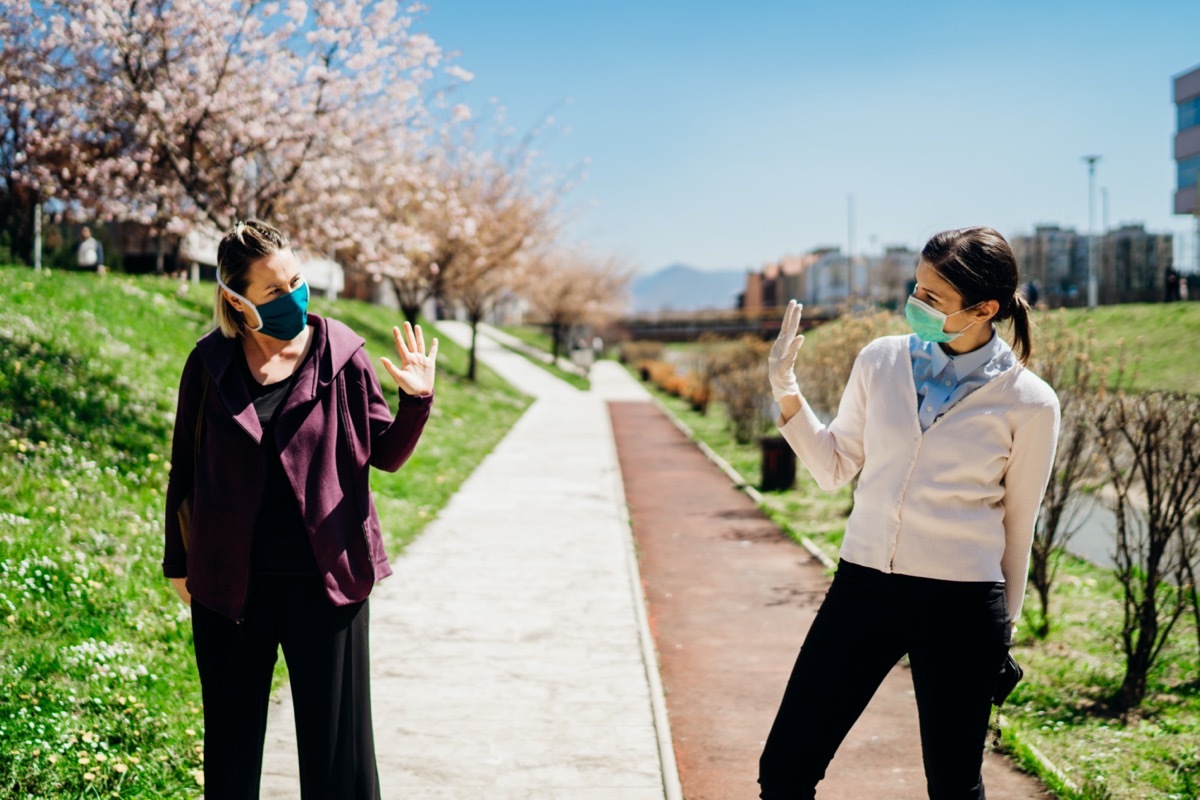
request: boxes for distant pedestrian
[75,226,105,274]
[760,226,1060,799]
[1024,279,1039,308]
[163,219,437,799]
[1166,267,1182,302]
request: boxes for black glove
[992,652,1024,707]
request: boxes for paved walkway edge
[644,391,836,570]
[638,379,1071,795]
[602,403,685,800]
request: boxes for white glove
[768,300,804,402]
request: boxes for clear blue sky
[419,1,1200,274]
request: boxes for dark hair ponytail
[920,226,1033,365]
[1007,291,1032,365]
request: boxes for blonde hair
[212,219,290,338]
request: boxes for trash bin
[759,435,796,492]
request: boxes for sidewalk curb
[640,385,1073,798]
[477,322,589,377]
[998,714,1081,795]
[604,405,685,800]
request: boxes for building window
[1179,154,1200,193]
[1180,96,1200,131]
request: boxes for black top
[240,347,320,578]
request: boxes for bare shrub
[620,340,665,365]
[1095,390,1200,712]
[710,335,772,444]
[1025,311,1112,638]
[795,308,906,419]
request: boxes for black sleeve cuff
[399,390,434,407]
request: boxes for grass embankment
[1053,302,1200,394]
[497,323,554,354]
[637,302,1200,799]
[493,324,591,391]
[0,265,530,798]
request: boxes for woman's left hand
[381,321,438,397]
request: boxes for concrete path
[258,323,671,798]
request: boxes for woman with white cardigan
[758,227,1060,800]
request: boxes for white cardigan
[779,334,1060,621]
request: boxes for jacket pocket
[337,370,374,562]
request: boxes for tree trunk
[9,194,35,265]
[551,321,563,360]
[400,304,421,326]
[155,233,165,275]
[1031,540,1052,639]
[1035,565,1052,639]
[468,311,480,382]
[1186,562,1200,670]
[1118,602,1157,711]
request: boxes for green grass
[0,264,530,798]
[493,325,591,391]
[1004,552,1200,798]
[497,340,591,391]
[1046,303,1200,394]
[497,324,555,354]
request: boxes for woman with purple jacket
[163,220,436,799]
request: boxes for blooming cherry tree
[25,0,458,239]
[518,249,631,359]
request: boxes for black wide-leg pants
[191,574,379,800]
[759,559,1010,800]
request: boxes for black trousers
[759,560,1010,800]
[191,574,379,800]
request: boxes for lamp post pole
[33,203,42,273]
[847,193,855,302]
[1082,155,1101,308]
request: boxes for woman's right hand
[768,300,804,402]
[169,577,191,606]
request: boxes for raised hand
[380,321,438,397]
[768,300,804,402]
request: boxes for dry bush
[1096,390,1200,713]
[795,309,907,419]
[676,334,732,415]
[642,360,677,388]
[662,374,689,397]
[620,341,665,364]
[1024,310,1114,638]
[710,335,773,444]
[685,373,711,413]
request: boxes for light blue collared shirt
[909,330,1015,431]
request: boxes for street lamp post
[847,193,855,302]
[33,203,42,272]
[1082,155,1101,308]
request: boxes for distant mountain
[629,263,745,313]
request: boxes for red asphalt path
[609,401,1051,800]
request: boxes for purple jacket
[163,314,432,621]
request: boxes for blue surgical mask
[218,274,309,340]
[905,295,978,344]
